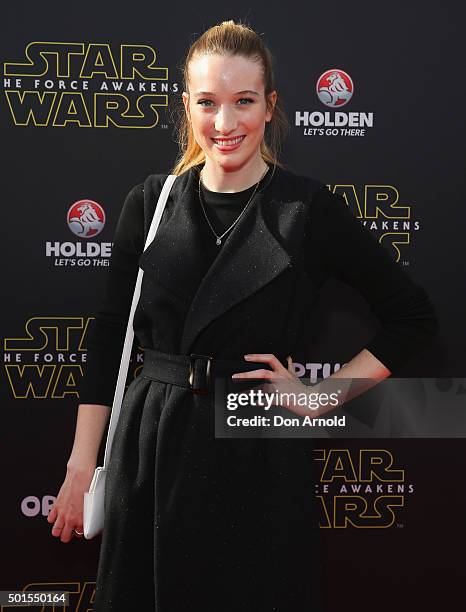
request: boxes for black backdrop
[1,1,465,610]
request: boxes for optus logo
[316,69,354,108]
[67,199,105,238]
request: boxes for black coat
[90,163,438,612]
[132,162,436,369]
[137,163,314,360]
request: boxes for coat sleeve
[305,185,440,373]
[79,183,145,406]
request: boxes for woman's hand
[46,462,95,543]
[231,353,308,416]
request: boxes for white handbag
[83,174,177,539]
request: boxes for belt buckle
[188,353,213,394]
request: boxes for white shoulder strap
[103,174,178,467]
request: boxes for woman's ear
[266,90,277,123]
[182,91,191,123]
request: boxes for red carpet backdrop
[1,1,465,610]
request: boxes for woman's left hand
[231,353,306,415]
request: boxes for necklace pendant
[216,237,222,246]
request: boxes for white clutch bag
[83,174,178,539]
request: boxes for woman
[47,20,438,611]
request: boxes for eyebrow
[193,90,260,97]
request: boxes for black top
[198,168,271,256]
[79,166,439,406]
[200,181,259,235]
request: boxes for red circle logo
[316,69,354,108]
[67,200,106,238]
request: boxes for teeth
[214,136,244,146]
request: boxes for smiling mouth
[211,135,246,146]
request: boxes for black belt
[141,348,287,395]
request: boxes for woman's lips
[211,135,246,151]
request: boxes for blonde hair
[170,19,290,176]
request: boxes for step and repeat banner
[1,2,464,611]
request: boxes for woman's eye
[197,98,254,107]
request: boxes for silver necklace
[198,164,269,246]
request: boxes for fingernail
[244,355,251,360]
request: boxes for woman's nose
[214,106,237,134]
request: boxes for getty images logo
[45,198,111,266]
[296,67,373,137]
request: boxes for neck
[200,157,269,193]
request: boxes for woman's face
[182,53,276,172]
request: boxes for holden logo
[316,69,354,108]
[67,200,105,238]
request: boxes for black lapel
[139,169,208,304]
[180,164,291,354]
[139,164,292,355]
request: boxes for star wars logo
[2,42,177,128]
[314,448,413,528]
[328,184,420,262]
[3,317,143,399]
